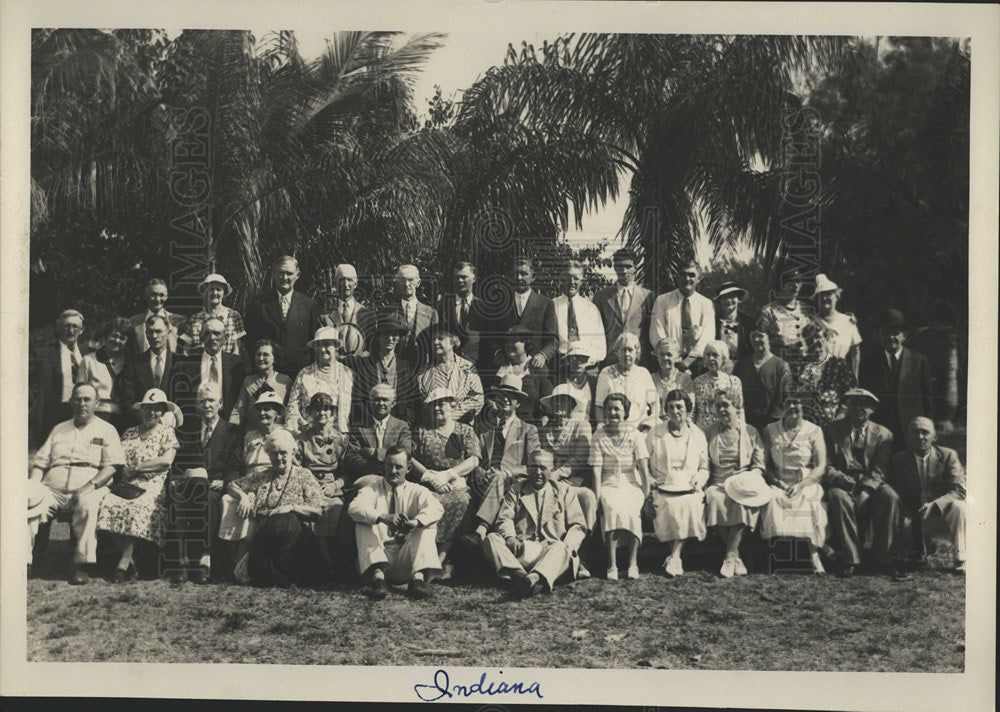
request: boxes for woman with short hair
[645,389,708,577]
[692,340,744,431]
[591,392,651,580]
[78,316,131,430]
[652,338,695,420]
[792,319,857,428]
[595,333,658,432]
[229,340,292,430]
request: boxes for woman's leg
[725,525,745,558]
[605,531,618,572]
[671,538,686,563]
[627,532,640,570]
[114,535,134,571]
[808,541,825,573]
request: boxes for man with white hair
[166,381,240,583]
[28,382,125,584]
[344,384,414,483]
[244,255,321,376]
[170,315,245,419]
[882,416,966,575]
[392,264,438,365]
[319,263,376,357]
[30,308,92,441]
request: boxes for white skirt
[760,483,827,548]
[651,490,707,542]
[704,484,760,529]
[599,484,645,539]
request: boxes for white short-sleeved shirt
[822,311,862,360]
[32,417,126,492]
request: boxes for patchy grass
[27,539,964,670]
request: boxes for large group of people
[27,250,965,600]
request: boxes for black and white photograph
[1,1,997,709]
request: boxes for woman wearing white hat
[645,389,709,577]
[813,274,861,378]
[286,326,354,433]
[760,393,829,574]
[704,389,770,578]
[181,273,246,357]
[241,390,291,479]
[96,388,182,582]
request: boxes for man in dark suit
[127,278,186,356]
[165,382,241,583]
[318,263,376,358]
[713,281,756,370]
[821,388,895,576]
[30,309,92,445]
[882,417,966,574]
[343,384,414,485]
[488,257,557,373]
[858,308,934,449]
[119,314,177,423]
[591,248,654,370]
[168,316,245,421]
[344,312,419,425]
[391,264,438,366]
[244,255,320,377]
[437,261,490,372]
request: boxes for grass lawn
[27,536,964,671]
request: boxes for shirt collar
[618,284,634,296]
[60,341,81,357]
[277,290,293,302]
[886,347,903,360]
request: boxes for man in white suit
[552,259,606,373]
[348,445,443,600]
[649,259,715,374]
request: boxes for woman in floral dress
[96,388,180,582]
[286,326,353,433]
[182,273,246,357]
[792,319,857,428]
[692,340,744,431]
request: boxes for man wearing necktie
[437,261,487,370]
[881,417,967,575]
[822,389,895,576]
[592,249,655,370]
[169,316,245,421]
[319,263,376,357]
[119,314,177,424]
[649,259,715,375]
[31,309,92,443]
[344,383,414,483]
[490,258,557,373]
[348,446,443,600]
[127,278,186,356]
[551,260,607,377]
[859,308,934,449]
[482,450,588,598]
[393,264,438,365]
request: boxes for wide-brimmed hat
[488,374,529,401]
[539,383,580,413]
[424,387,457,406]
[133,388,184,426]
[565,341,591,360]
[254,390,287,411]
[813,274,842,296]
[503,324,534,342]
[197,273,232,296]
[724,471,773,507]
[714,281,747,301]
[27,480,51,520]
[842,388,879,407]
[307,326,342,348]
[879,308,907,331]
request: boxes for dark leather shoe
[110,568,128,584]
[458,532,482,551]
[888,567,912,582]
[368,578,389,601]
[510,570,533,599]
[530,578,547,596]
[69,567,89,585]
[191,565,211,585]
[126,563,139,581]
[838,565,856,578]
[407,578,431,600]
[168,569,189,585]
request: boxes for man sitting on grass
[483,450,588,599]
[348,445,443,600]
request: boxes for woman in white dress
[646,389,708,577]
[704,390,768,578]
[760,394,828,574]
[286,326,353,433]
[595,333,658,432]
[813,274,861,378]
[591,392,650,581]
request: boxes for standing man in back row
[392,264,438,367]
[490,257,557,373]
[437,261,489,372]
[592,248,654,370]
[649,259,714,375]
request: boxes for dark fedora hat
[878,308,907,330]
[504,324,534,342]
[373,312,408,337]
[714,281,747,301]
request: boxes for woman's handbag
[109,481,146,500]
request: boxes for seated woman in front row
[221,429,327,587]
[645,389,708,578]
[591,392,650,581]
[759,393,828,574]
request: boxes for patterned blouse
[412,422,482,471]
[692,371,744,431]
[232,464,325,519]
[121,424,178,482]
[286,362,354,434]
[184,306,246,355]
[416,356,484,424]
[296,422,349,475]
[792,356,856,428]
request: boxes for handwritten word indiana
[413,668,543,702]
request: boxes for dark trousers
[165,479,222,572]
[248,512,329,587]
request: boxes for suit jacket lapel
[482,428,495,463]
[361,426,377,449]
[264,293,283,327]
